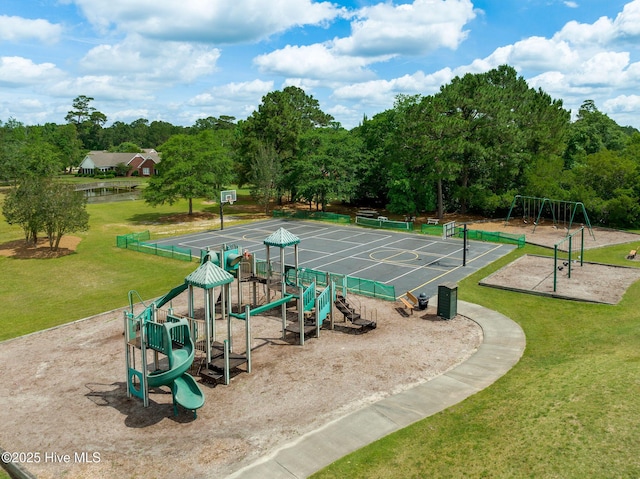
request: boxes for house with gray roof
[78,149,160,176]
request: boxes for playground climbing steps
[198,341,249,384]
[284,311,322,339]
[334,294,377,333]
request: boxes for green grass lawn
[2,193,640,478]
[313,244,640,478]
[0,196,215,340]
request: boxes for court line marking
[145,220,508,297]
[314,235,443,277]
[302,234,408,271]
[407,244,506,294]
[369,249,420,264]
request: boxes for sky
[1,0,639,130]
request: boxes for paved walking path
[227,300,526,479]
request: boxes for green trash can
[437,282,458,320]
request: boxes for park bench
[427,218,439,225]
[627,249,637,260]
[398,291,420,315]
[398,297,414,315]
[357,209,377,218]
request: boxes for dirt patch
[0,290,481,479]
[468,220,640,250]
[0,235,81,259]
[480,254,640,304]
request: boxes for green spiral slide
[147,318,205,417]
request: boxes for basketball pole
[220,201,225,230]
[463,224,468,267]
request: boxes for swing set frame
[505,195,595,240]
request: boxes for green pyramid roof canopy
[185,260,234,289]
[263,227,300,247]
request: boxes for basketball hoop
[219,189,236,231]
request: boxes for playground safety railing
[156,308,207,356]
[341,293,378,325]
[286,267,396,301]
[273,209,351,224]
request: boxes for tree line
[1,65,639,229]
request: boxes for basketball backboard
[220,189,236,205]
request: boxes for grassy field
[2,192,640,478]
[0,193,257,341]
[313,243,640,478]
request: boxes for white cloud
[254,44,380,82]
[184,79,275,122]
[564,2,579,8]
[555,0,640,46]
[603,94,640,112]
[333,68,454,106]
[80,35,221,83]
[254,0,475,82]
[0,57,64,87]
[49,75,155,102]
[614,0,640,38]
[69,0,342,42]
[189,79,274,105]
[334,0,476,57]
[574,51,630,87]
[0,15,62,43]
[555,16,616,46]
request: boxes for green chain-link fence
[116,231,193,261]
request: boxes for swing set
[505,195,595,240]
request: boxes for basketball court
[152,218,515,299]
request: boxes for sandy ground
[2,221,639,478]
[467,221,640,303]
[480,254,640,304]
[0,287,481,479]
[469,220,640,250]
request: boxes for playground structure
[124,227,378,416]
[124,286,205,418]
[505,195,595,240]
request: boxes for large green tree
[41,181,90,250]
[430,65,569,215]
[3,178,89,249]
[2,177,45,244]
[0,121,64,182]
[351,111,398,206]
[143,130,233,215]
[564,100,629,168]
[235,86,333,200]
[65,95,107,150]
[249,143,281,214]
[295,126,364,211]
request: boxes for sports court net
[273,209,351,224]
[355,216,412,231]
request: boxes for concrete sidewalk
[227,300,526,479]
